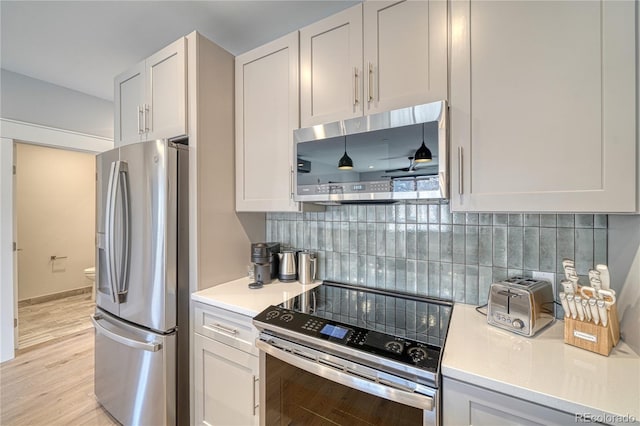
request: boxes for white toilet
[84,267,96,301]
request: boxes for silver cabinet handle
[144,104,150,132]
[203,323,238,335]
[137,106,144,134]
[457,147,463,195]
[252,376,259,415]
[368,62,374,102]
[92,315,162,352]
[353,67,359,106]
[289,166,294,200]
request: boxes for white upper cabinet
[145,39,187,142]
[450,0,637,212]
[300,1,447,128]
[235,32,301,212]
[363,0,447,115]
[300,5,363,127]
[114,38,186,146]
[114,62,145,145]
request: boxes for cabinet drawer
[194,303,258,355]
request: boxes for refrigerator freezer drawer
[93,311,176,425]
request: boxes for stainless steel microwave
[294,101,448,204]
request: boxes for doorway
[14,142,96,349]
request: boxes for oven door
[257,339,438,426]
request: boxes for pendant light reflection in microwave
[338,135,354,170]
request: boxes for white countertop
[192,277,322,317]
[443,303,640,423]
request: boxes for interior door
[12,142,18,349]
[117,140,177,333]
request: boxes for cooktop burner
[253,281,453,375]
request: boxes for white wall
[0,138,15,362]
[608,215,640,355]
[15,143,95,300]
[1,69,113,139]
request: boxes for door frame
[0,118,112,362]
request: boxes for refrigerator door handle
[92,314,162,352]
[117,161,131,302]
[104,161,120,304]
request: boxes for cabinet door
[363,0,447,114]
[300,4,363,127]
[450,0,637,212]
[443,378,577,426]
[114,61,144,147]
[235,32,300,212]
[194,335,259,426]
[145,37,187,140]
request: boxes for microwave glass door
[294,101,448,202]
[296,122,439,187]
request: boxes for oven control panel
[254,305,440,371]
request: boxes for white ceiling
[0,1,359,101]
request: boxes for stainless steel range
[253,281,453,426]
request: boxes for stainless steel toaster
[487,277,555,336]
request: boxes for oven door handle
[256,339,434,411]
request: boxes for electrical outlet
[532,271,556,296]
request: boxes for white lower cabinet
[443,378,576,426]
[193,303,259,426]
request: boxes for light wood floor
[18,291,96,349]
[0,328,118,425]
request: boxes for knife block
[564,304,620,356]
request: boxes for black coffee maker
[250,242,280,288]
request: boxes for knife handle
[566,294,578,320]
[574,296,585,321]
[590,277,602,296]
[561,280,575,295]
[596,264,610,290]
[581,298,592,322]
[562,259,575,280]
[559,292,570,318]
[589,298,600,326]
[597,300,608,328]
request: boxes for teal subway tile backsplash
[266,204,608,305]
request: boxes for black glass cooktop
[253,281,453,372]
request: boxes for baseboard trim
[18,286,93,307]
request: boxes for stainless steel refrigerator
[92,139,189,425]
